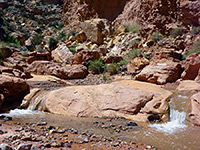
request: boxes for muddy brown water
[4,90,200,150]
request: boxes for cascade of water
[149,101,187,134]
[27,91,48,111]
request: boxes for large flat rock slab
[45,80,172,122]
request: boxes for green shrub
[0,49,5,58]
[152,32,163,42]
[33,34,42,46]
[126,49,141,60]
[102,72,109,81]
[125,24,140,33]
[58,23,64,30]
[129,40,139,48]
[56,32,66,41]
[191,26,200,35]
[119,59,129,66]
[107,63,120,75]
[170,27,184,38]
[88,58,105,74]
[49,37,58,50]
[183,40,200,59]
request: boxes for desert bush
[191,26,200,35]
[170,27,184,38]
[183,40,200,59]
[56,32,66,41]
[152,32,163,42]
[107,63,120,75]
[119,59,129,66]
[126,49,141,60]
[125,24,140,34]
[33,34,42,46]
[88,58,105,74]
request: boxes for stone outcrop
[80,19,112,45]
[135,50,182,84]
[51,42,73,63]
[27,61,87,79]
[0,45,14,58]
[0,75,29,112]
[26,51,51,64]
[181,0,200,26]
[45,80,172,122]
[181,53,200,80]
[176,80,200,92]
[127,56,149,72]
[189,92,200,126]
[72,50,100,64]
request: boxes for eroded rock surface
[189,92,200,126]
[45,80,172,122]
[0,75,29,112]
[27,61,87,79]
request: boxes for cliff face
[62,0,128,25]
[62,0,180,26]
[62,0,200,30]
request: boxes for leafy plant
[58,23,64,30]
[170,27,184,38]
[102,72,109,81]
[125,24,140,34]
[125,49,141,60]
[191,26,200,35]
[119,59,129,66]
[56,32,66,41]
[0,49,5,58]
[152,32,163,42]
[33,34,42,46]
[182,40,200,59]
[88,58,105,74]
[107,63,120,75]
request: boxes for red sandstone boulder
[103,55,123,64]
[0,45,14,58]
[135,50,182,85]
[176,80,200,92]
[27,61,87,79]
[0,75,30,112]
[26,51,51,64]
[181,53,200,80]
[51,42,73,63]
[72,50,100,64]
[45,80,172,122]
[127,56,149,72]
[189,92,200,126]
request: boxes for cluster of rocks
[0,120,156,150]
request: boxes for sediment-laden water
[4,90,200,150]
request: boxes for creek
[4,89,200,150]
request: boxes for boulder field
[43,80,172,122]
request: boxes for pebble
[125,121,138,126]
[112,142,120,147]
[47,125,56,130]
[36,122,47,126]
[17,143,32,150]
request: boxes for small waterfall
[27,91,48,111]
[20,90,49,111]
[149,101,187,134]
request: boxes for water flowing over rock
[0,75,29,112]
[26,61,88,79]
[189,92,200,126]
[45,80,172,122]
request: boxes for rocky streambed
[1,75,200,150]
